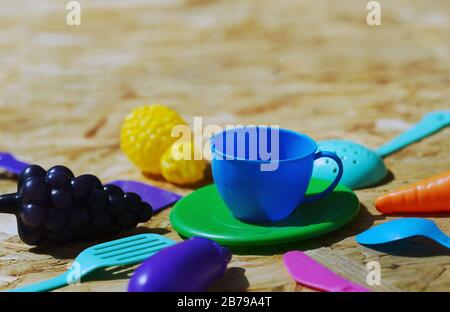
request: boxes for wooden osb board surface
[0,0,449,292]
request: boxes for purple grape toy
[127,237,231,292]
[0,164,153,245]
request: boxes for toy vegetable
[375,170,450,214]
[127,237,231,292]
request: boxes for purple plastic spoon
[0,152,181,213]
[109,180,181,213]
[283,251,369,292]
[0,152,29,175]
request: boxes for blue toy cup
[210,126,343,223]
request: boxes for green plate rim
[170,179,360,246]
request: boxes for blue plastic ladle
[313,110,450,189]
[356,218,450,248]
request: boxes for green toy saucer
[170,178,360,246]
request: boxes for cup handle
[304,151,343,203]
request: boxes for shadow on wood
[28,227,171,259]
[359,236,450,258]
[209,267,250,292]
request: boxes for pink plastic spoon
[283,251,370,292]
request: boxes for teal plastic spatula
[9,234,175,292]
[313,110,450,189]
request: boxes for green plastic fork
[9,234,175,292]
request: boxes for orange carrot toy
[375,170,450,214]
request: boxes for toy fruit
[0,152,182,213]
[375,170,450,214]
[127,237,231,292]
[160,141,207,185]
[120,105,187,175]
[0,164,153,245]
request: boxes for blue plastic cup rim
[210,126,318,164]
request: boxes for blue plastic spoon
[313,110,450,189]
[356,218,450,248]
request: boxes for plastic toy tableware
[110,180,181,214]
[375,170,450,214]
[128,237,231,292]
[283,251,369,292]
[211,126,343,223]
[356,218,450,248]
[0,152,181,213]
[313,110,450,189]
[9,234,175,292]
[0,152,29,174]
[170,179,360,246]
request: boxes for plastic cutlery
[9,234,175,292]
[0,152,29,175]
[283,251,369,292]
[313,110,450,189]
[356,218,450,248]
[110,180,181,213]
[0,152,181,213]
[375,110,450,157]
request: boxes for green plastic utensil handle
[376,110,450,158]
[8,272,73,292]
